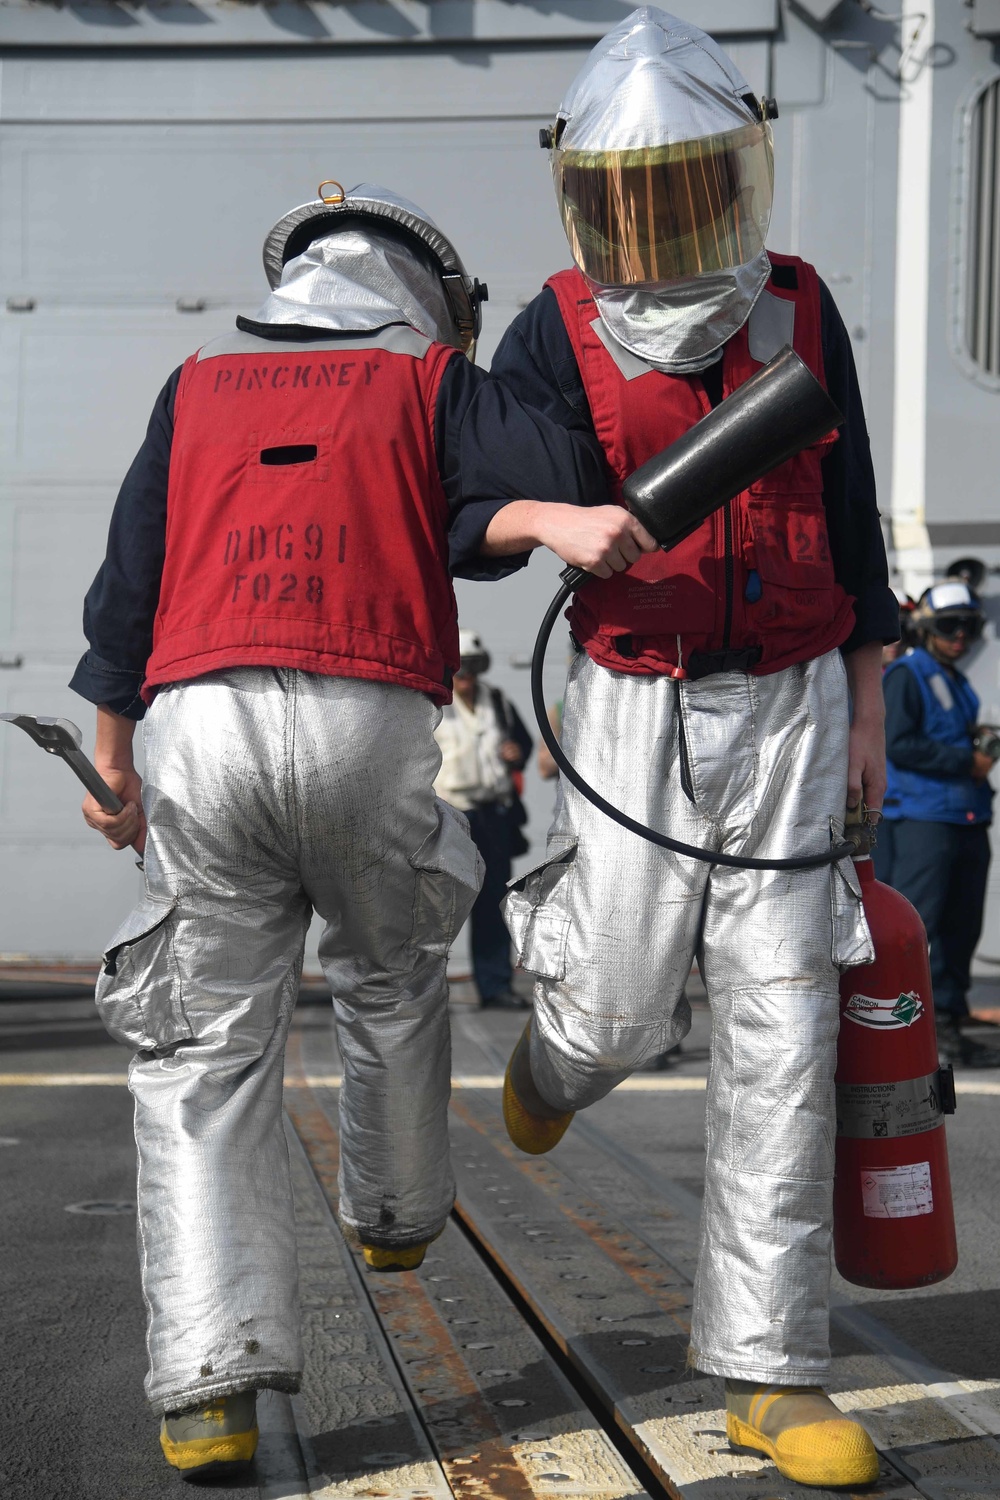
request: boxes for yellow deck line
[0,1073,131,1086]
[1,1072,998,1096]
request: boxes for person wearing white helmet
[464,9,898,1488]
[70,181,654,1478]
[434,628,533,1007]
[879,581,999,1067]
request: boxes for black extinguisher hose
[531,575,858,872]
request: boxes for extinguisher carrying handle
[843,801,880,858]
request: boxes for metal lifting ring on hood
[261,182,487,351]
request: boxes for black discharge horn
[624,344,841,549]
[562,345,842,590]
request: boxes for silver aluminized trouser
[504,648,873,1385]
[94,669,482,1415]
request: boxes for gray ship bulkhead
[2,0,1000,960]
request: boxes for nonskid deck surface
[2,989,999,1498]
[280,1020,645,1500]
[274,1001,1000,1500]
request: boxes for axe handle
[61,748,125,814]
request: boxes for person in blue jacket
[877,581,998,1064]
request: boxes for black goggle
[931,614,983,640]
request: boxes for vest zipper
[722,500,734,649]
[675,681,696,805]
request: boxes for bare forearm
[482,500,658,578]
[95,703,137,770]
[481,500,549,556]
[844,640,886,812]
[845,640,885,725]
[84,706,146,852]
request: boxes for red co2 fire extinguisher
[834,854,958,1289]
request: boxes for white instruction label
[861,1162,933,1219]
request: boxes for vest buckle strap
[685,646,763,681]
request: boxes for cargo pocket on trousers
[503,841,577,981]
[94,895,190,1051]
[409,800,485,957]
[830,855,875,971]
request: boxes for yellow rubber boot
[362,1241,431,1272]
[725,1381,879,1488]
[160,1391,258,1479]
[361,1224,444,1273]
[502,1020,574,1155]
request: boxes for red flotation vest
[546,256,855,678]
[143,325,460,705]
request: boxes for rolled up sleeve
[69,369,179,720]
[435,347,607,580]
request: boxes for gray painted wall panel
[0,120,570,312]
[925,8,1000,526]
[768,8,899,513]
[0,0,780,48]
[0,320,234,483]
[0,43,769,127]
[0,44,582,956]
[0,48,592,123]
[772,5,827,109]
[920,8,1000,968]
[767,26,875,405]
[2,5,997,965]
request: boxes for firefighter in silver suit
[72,183,643,1479]
[475,10,897,1488]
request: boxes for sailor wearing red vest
[472,11,898,1488]
[70,183,648,1480]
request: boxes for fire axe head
[0,713,124,813]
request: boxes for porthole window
[960,76,1000,381]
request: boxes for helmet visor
[554,121,773,287]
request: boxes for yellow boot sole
[727,1411,880,1488]
[159,1423,258,1474]
[502,1059,574,1156]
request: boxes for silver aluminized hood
[548,7,774,372]
[256,182,486,351]
[553,5,759,154]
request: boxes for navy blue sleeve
[68,369,180,720]
[818,281,898,653]
[489,288,596,431]
[884,666,974,779]
[435,349,607,581]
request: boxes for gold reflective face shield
[554,121,773,286]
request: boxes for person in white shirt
[434,630,533,1007]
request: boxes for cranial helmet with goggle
[914,581,986,643]
[262,181,488,354]
[457,629,491,677]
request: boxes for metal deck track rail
[284,1027,648,1500]
[447,1087,917,1500]
[446,1016,1000,1500]
[281,1011,1000,1500]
